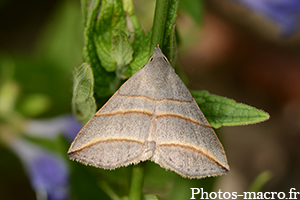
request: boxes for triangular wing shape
[68,62,158,169]
[144,48,229,178]
[151,90,229,178]
[68,47,229,178]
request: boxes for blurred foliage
[248,171,272,193]
[0,0,273,200]
[0,0,83,118]
[0,0,83,199]
[179,0,203,25]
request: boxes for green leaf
[82,0,101,65]
[129,15,146,52]
[111,31,133,69]
[128,29,152,76]
[82,0,114,97]
[94,0,126,72]
[179,0,203,25]
[122,0,145,52]
[190,90,270,128]
[123,0,134,15]
[72,63,96,125]
[82,0,147,96]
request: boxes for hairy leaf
[191,90,270,128]
[72,63,96,124]
[111,32,133,68]
[82,0,114,97]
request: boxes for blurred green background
[1,0,300,199]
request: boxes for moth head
[149,46,169,64]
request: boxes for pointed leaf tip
[190,90,270,128]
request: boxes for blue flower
[25,114,82,141]
[7,114,82,200]
[10,138,70,200]
[28,153,70,200]
[229,0,300,36]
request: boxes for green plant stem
[248,171,272,193]
[128,162,146,200]
[128,1,170,199]
[150,0,170,55]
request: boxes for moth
[68,47,229,179]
